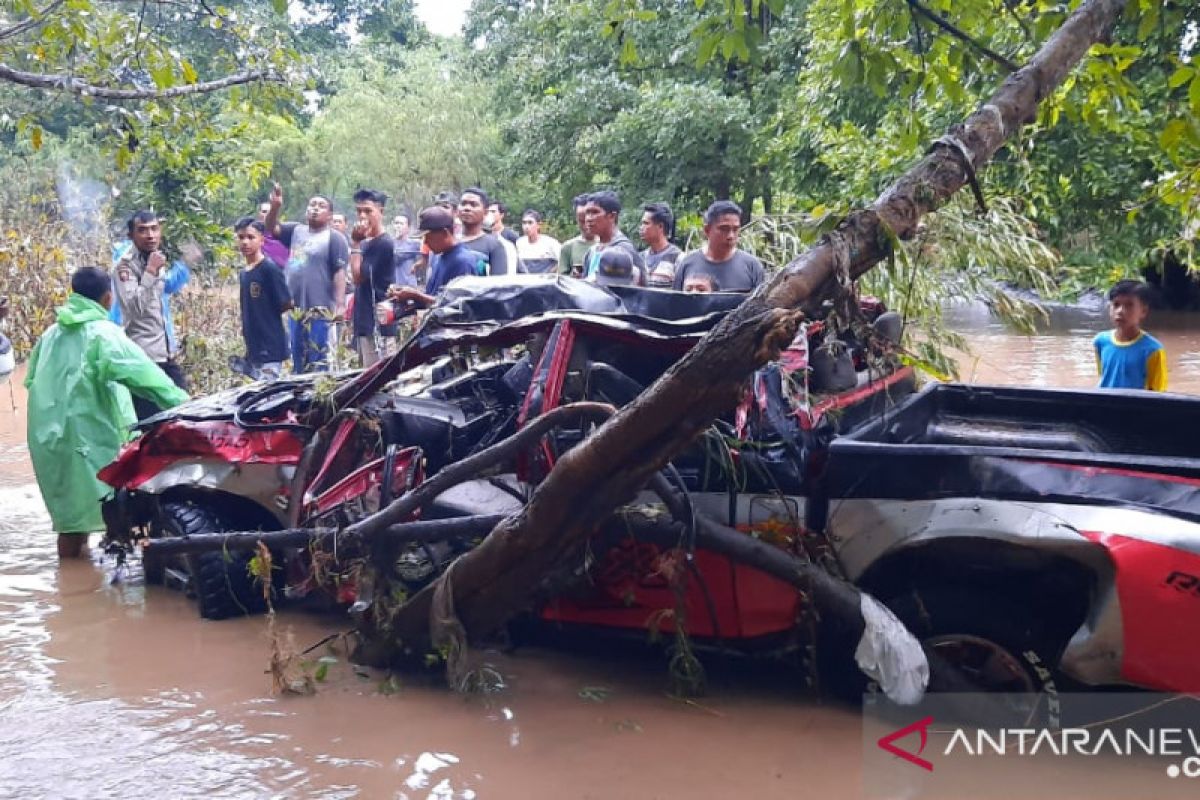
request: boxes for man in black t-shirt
[234,217,292,381]
[459,188,509,276]
[349,189,397,368]
[486,201,520,246]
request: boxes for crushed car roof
[427,274,747,329]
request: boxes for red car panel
[1081,530,1200,692]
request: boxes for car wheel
[887,585,1062,727]
[156,501,269,620]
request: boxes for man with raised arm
[112,210,192,419]
[264,182,349,373]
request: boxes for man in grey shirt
[672,200,765,293]
[264,182,349,372]
[639,202,682,287]
[581,190,647,285]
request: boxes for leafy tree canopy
[2,0,1199,283]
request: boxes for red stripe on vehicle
[1029,461,1200,489]
[796,367,914,431]
[1079,530,1200,692]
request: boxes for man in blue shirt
[391,213,422,288]
[387,207,477,312]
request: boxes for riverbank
[946,302,1200,392]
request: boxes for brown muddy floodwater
[1,306,1199,799]
[945,302,1200,392]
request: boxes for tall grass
[0,168,249,396]
[176,274,245,396]
[0,167,111,358]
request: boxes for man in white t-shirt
[515,209,562,274]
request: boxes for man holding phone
[113,210,192,419]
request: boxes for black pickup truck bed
[823,382,1200,520]
[841,382,1200,457]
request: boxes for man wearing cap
[589,248,638,288]
[412,192,458,286]
[388,207,477,311]
[581,191,647,286]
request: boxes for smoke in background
[55,161,114,264]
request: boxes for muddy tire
[157,501,269,620]
[886,585,1062,726]
[815,585,1061,725]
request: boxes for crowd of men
[104,184,768,397]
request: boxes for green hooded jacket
[25,292,190,534]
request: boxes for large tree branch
[363,0,1127,660]
[0,63,280,99]
[0,0,64,41]
[907,0,1020,74]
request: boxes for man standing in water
[264,183,349,372]
[27,268,189,558]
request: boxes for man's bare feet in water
[57,534,90,559]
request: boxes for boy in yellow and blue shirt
[1093,280,1167,392]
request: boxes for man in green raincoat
[26,268,190,558]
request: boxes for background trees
[0,0,1197,289]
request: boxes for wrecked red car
[99,276,1200,699]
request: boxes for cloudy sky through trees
[414,0,469,37]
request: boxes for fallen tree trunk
[612,505,864,640]
[344,401,615,542]
[142,514,509,556]
[365,0,1127,662]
